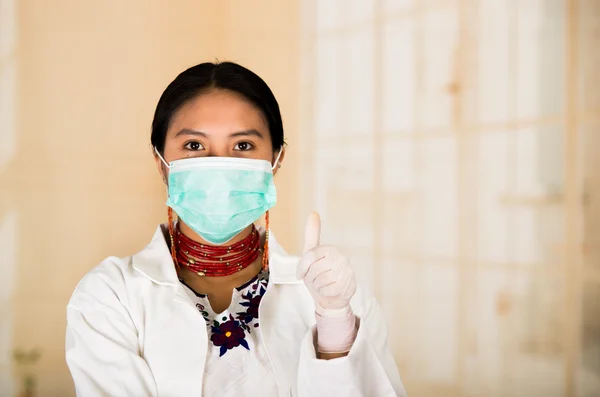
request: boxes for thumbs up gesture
[296,212,357,316]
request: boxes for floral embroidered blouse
[180,271,279,396]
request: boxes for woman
[65,61,406,397]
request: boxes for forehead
[168,89,269,137]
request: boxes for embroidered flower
[188,272,270,357]
[210,315,249,357]
[196,303,210,321]
[237,293,263,322]
[236,278,267,326]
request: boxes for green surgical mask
[156,148,281,245]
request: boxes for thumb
[303,212,321,254]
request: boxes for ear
[272,145,286,176]
[154,150,168,185]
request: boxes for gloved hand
[297,212,358,353]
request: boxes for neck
[179,260,262,294]
[175,222,264,295]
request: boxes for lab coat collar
[131,224,302,286]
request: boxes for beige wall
[1,2,303,396]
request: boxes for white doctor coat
[65,225,407,397]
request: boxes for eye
[184,141,204,151]
[234,141,254,151]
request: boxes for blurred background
[0,0,598,396]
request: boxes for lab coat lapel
[131,226,208,394]
[261,243,315,396]
[142,286,208,395]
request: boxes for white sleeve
[296,286,407,397]
[65,280,158,397]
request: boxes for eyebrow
[175,128,265,139]
[175,129,208,138]
[230,129,265,139]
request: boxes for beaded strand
[167,209,271,276]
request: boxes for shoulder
[67,255,136,311]
[68,225,174,311]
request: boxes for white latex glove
[297,212,358,353]
[297,212,357,317]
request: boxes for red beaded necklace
[167,208,270,277]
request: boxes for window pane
[463,273,572,397]
[381,262,421,373]
[342,247,376,290]
[0,60,15,169]
[420,7,459,129]
[515,0,565,120]
[382,193,419,256]
[421,264,459,382]
[383,0,414,13]
[579,0,600,111]
[462,268,510,395]
[509,205,563,265]
[513,126,563,197]
[476,131,511,263]
[344,0,375,26]
[0,0,16,59]
[473,0,512,123]
[340,28,374,136]
[316,0,344,31]
[508,274,566,396]
[314,143,374,249]
[383,262,460,382]
[314,37,342,138]
[383,140,415,193]
[381,139,417,255]
[382,19,416,133]
[476,128,564,266]
[420,137,458,258]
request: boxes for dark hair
[151,61,284,154]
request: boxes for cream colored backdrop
[0,1,300,396]
[1,1,599,397]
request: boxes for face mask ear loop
[271,148,284,171]
[154,147,171,169]
[155,147,171,191]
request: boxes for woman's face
[156,89,283,179]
